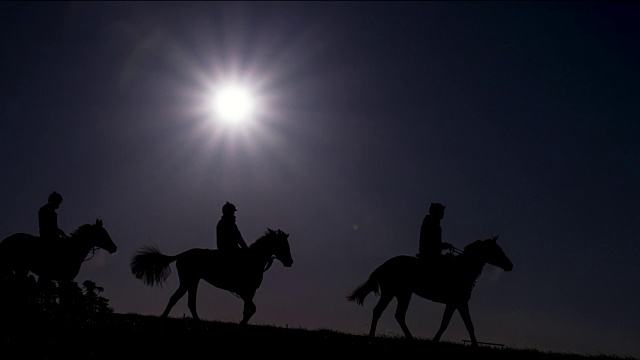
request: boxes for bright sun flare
[213,85,255,124]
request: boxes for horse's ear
[96,219,103,226]
[492,235,499,242]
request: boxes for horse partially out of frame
[130,228,293,325]
[347,236,513,347]
[0,219,117,284]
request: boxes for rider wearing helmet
[38,191,67,241]
[216,202,248,252]
[417,202,453,262]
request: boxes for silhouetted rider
[417,202,453,262]
[216,202,248,252]
[38,191,67,241]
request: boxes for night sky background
[1,2,639,358]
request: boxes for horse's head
[481,235,513,272]
[82,219,117,254]
[464,235,513,272]
[266,228,293,267]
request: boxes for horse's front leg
[433,303,457,343]
[240,289,257,325]
[457,301,477,347]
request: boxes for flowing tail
[346,273,380,305]
[130,245,177,287]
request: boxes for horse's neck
[456,254,486,285]
[66,234,93,262]
[248,244,274,269]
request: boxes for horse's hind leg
[161,283,190,318]
[186,280,201,320]
[369,292,393,337]
[394,291,414,339]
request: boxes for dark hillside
[1,312,635,360]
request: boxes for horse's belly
[414,281,468,304]
[202,275,231,290]
[32,262,80,281]
[202,273,262,294]
[414,285,446,303]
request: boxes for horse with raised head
[347,235,513,347]
[0,219,118,284]
[130,228,293,325]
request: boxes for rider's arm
[235,226,248,249]
[239,235,248,249]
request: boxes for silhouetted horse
[130,228,293,325]
[0,219,117,284]
[347,236,513,347]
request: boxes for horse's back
[378,255,423,272]
[0,233,38,253]
[0,233,39,274]
[373,255,424,283]
[180,247,216,257]
[175,248,262,292]
[374,255,459,302]
[176,248,216,267]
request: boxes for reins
[443,246,481,289]
[84,246,99,262]
[62,233,99,262]
[263,256,275,272]
[448,245,485,290]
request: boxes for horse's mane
[463,239,485,253]
[249,228,282,248]
[70,223,94,237]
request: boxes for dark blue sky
[1,2,639,357]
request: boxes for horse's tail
[130,245,177,287]
[346,272,380,306]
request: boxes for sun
[212,85,256,125]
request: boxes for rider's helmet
[222,202,237,215]
[429,202,445,217]
[48,191,63,204]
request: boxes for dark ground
[1,312,635,360]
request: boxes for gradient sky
[2,1,639,358]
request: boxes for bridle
[84,246,99,262]
[448,246,463,255]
